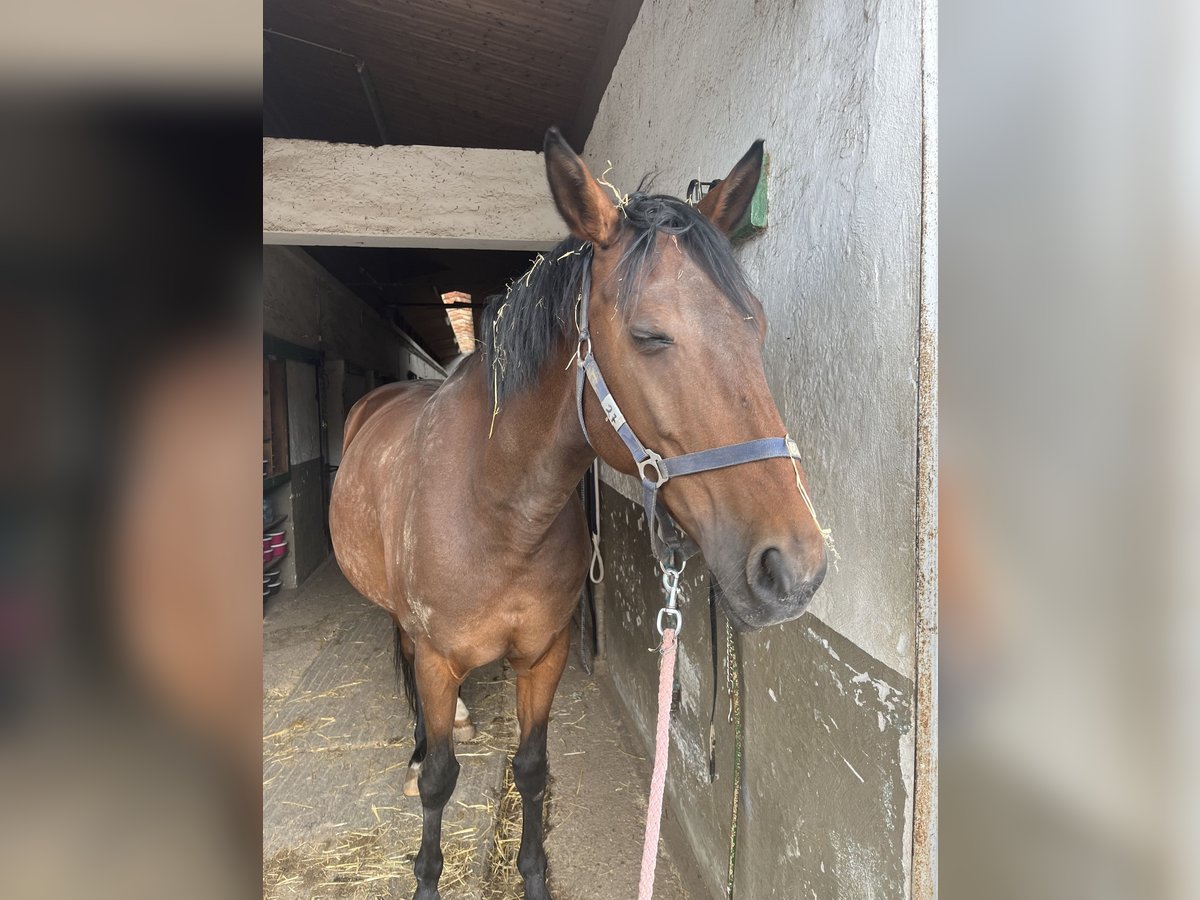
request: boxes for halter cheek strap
[572,249,805,570]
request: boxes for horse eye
[630,328,674,347]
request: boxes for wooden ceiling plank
[263,0,641,151]
[268,2,608,60]
[268,3,605,89]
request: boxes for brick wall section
[441,291,476,355]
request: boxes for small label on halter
[601,395,626,428]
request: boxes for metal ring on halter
[660,561,685,592]
[657,607,683,635]
[638,449,668,488]
[577,334,592,366]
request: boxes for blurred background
[0,2,261,898]
[0,0,1194,897]
[941,0,1197,897]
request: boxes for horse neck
[477,342,594,549]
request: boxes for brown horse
[329,129,827,900]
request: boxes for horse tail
[393,621,418,715]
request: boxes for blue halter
[573,250,804,575]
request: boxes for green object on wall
[729,150,769,244]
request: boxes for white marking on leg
[404,760,422,797]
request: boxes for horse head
[544,129,828,630]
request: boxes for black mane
[480,191,753,406]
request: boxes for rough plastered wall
[584,0,925,896]
[263,139,562,250]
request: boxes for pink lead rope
[637,624,678,900]
[638,559,685,900]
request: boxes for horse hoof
[523,877,552,900]
[403,762,421,797]
[413,886,440,900]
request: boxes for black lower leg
[413,741,459,900]
[410,693,427,768]
[513,722,550,899]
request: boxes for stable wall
[264,246,445,586]
[264,246,443,387]
[584,0,930,896]
[264,245,443,468]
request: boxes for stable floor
[263,561,702,899]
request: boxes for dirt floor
[263,560,706,899]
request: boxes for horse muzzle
[715,538,827,631]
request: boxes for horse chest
[405,544,581,610]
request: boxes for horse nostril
[753,546,796,602]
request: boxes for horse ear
[695,140,765,235]
[543,127,620,248]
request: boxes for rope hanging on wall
[707,577,744,900]
[724,613,744,900]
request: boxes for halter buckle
[637,449,668,488]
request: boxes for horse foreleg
[512,627,570,900]
[404,691,427,797]
[412,649,461,900]
[405,694,474,797]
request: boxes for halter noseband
[572,247,805,573]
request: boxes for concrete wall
[264,246,446,586]
[263,139,563,250]
[584,0,929,896]
[264,246,444,385]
